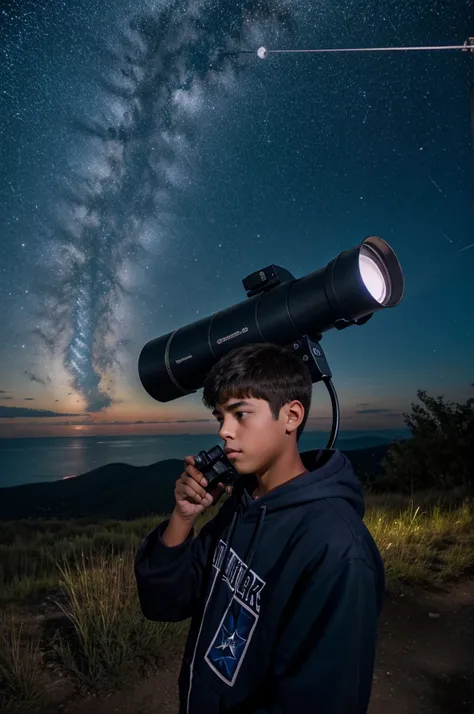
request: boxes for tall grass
[48,547,188,693]
[365,496,474,589]
[0,609,45,713]
[0,516,163,607]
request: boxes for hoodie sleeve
[134,499,232,623]
[256,556,380,714]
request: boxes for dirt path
[369,579,474,714]
[46,579,474,714]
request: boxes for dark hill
[0,444,393,522]
[0,459,182,521]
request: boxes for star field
[1,0,473,438]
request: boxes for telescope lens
[359,244,389,304]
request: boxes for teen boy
[135,342,385,713]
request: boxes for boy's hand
[173,456,232,522]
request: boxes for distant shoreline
[0,428,410,441]
[0,441,402,521]
[0,430,410,489]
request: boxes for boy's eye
[215,412,248,424]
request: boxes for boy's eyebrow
[211,400,252,417]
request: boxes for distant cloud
[46,417,217,426]
[24,398,35,401]
[32,1,297,417]
[356,408,393,414]
[0,407,83,419]
[0,396,13,400]
[24,371,51,386]
[93,418,215,425]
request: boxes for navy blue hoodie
[134,449,385,714]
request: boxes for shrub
[379,387,474,493]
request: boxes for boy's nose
[218,422,234,440]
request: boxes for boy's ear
[283,400,305,435]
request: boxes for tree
[379,387,474,493]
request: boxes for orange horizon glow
[0,412,406,439]
[0,385,410,438]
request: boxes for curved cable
[323,378,340,450]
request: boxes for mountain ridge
[0,443,394,521]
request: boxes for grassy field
[1,489,473,713]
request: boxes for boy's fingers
[184,466,207,486]
[178,475,207,500]
[203,493,214,507]
[181,484,203,502]
[185,462,207,486]
[186,476,207,499]
[181,485,207,505]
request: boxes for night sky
[1,0,473,439]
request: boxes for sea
[0,430,410,489]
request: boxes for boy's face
[212,396,303,475]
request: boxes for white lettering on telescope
[216,326,249,345]
[175,355,192,364]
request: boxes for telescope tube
[138,236,404,402]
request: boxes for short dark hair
[202,342,313,441]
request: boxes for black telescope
[138,236,404,406]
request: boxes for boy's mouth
[225,448,242,458]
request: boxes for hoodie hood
[213,449,365,612]
[236,448,365,519]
